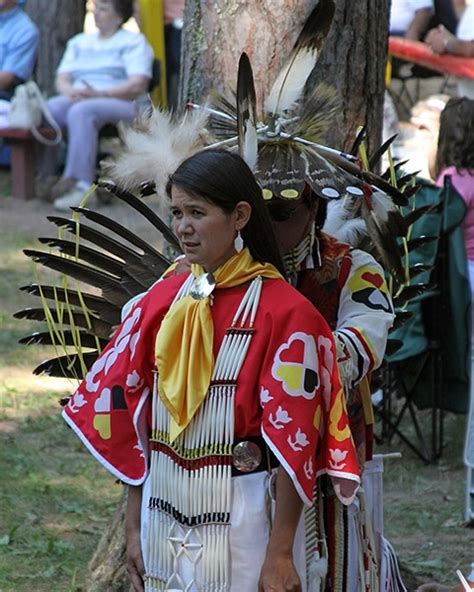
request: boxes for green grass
[0,386,122,591]
[378,410,474,587]
[0,213,122,591]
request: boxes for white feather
[364,190,393,224]
[242,120,258,171]
[264,49,318,114]
[102,107,209,200]
[322,198,367,247]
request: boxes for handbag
[8,81,62,146]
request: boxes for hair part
[435,97,474,177]
[110,0,134,24]
[166,149,287,277]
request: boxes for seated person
[163,0,185,110]
[425,2,474,97]
[390,0,434,40]
[40,0,153,211]
[0,0,38,99]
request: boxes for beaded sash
[145,275,263,591]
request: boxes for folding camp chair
[377,177,471,463]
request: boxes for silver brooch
[190,272,216,300]
[232,441,262,472]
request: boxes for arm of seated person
[81,75,150,102]
[405,7,434,41]
[0,70,17,92]
[55,72,86,101]
[425,25,474,57]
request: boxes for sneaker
[50,177,76,200]
[37,177,76,202]
[53,184,90,212]
[35,175,60,202]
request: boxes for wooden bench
[0,127,57,199]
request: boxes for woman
[434,97,474,339]
[62,150,360,591]
[41,0,153,210]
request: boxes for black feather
[349,125,367,156]
[33,352,98,378]
[385,339,403,356]
[392,283,435,308]
[408,263,433,280]
[14,307,113,339]
[268,0,335,115]
[403,204,435,227]
[97,182,182,252]
[404,235,438,253]
[37,237,128,279]
[237,53,258,169]
[23,249,133,306]
[47,216,146,268]
[390,310,414,330]
[20,330,108,349]
[369,134,398,170]
[19,284,121,325]
[71,207,171,270]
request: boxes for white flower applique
[68,391,87,414]
[260,386,274,405]
[288,428,310,452]
[329,448,348,470]
[269,405,293,430]
[303,457,314,479]
[126,370,144,393]
[129,329,141,360]
[85,306,142,393]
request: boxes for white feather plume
[322,197,367,247]
[242,120,258,171]
[264,50,318,114]
[102,107,209,199]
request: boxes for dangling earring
[234,230,244,252]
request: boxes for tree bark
[85,491,128,592]
[25,0,87,96]
[310,0,390,152]
[180,0,389,152]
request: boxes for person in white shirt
[41,0,153,211]
[390,0,434,40]
[425,2,474,98]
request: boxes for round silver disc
[190,272,216,300]
[232,441,262,473]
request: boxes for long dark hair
[110,0,134,24]
[166,149,286,276]
[435,97,474,177]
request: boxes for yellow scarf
[155,248,283,441]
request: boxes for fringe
[144,277,263,591]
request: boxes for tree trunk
[180,0,389,152]
[85,491,129,592]
[82,1,389,589]
[310,0,390,152]
[25,0,87,96]
[180,0,312,112]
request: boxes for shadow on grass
[0,395,122,591]
[376,408,474,587]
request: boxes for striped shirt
[57,28,153,91]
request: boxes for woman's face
[93,0,123,34]
[170,187,242,273]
